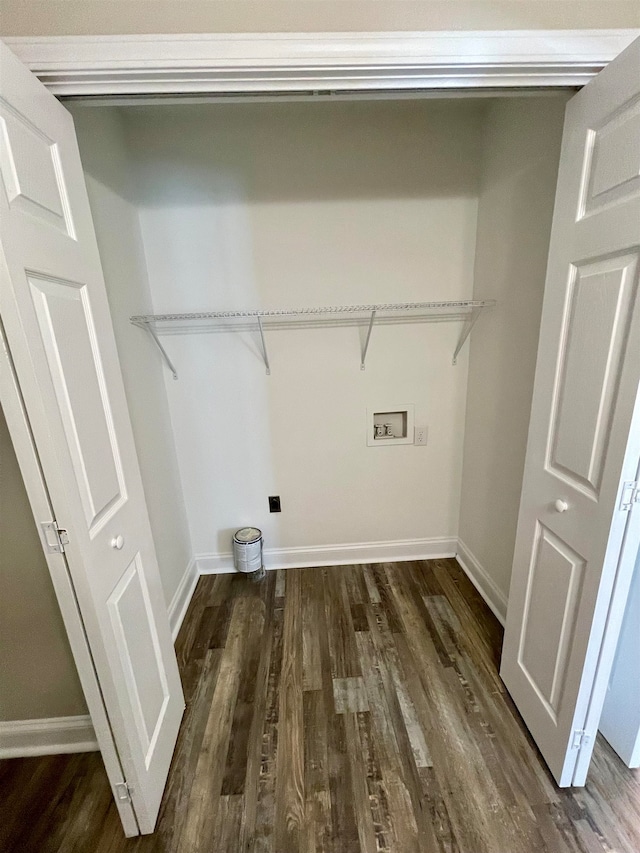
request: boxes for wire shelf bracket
[360,310,376,370]
[256,315,271,375]
[132,318,179,380]
[452,305,482,366]
[130,300,496,377]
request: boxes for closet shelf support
[133,320,178,380]
[257,315,271,376]
[360,310,376,370]
[452,306,482,366]
[130,299,496,377]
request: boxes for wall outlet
[268,495,281,512]
[414,426,428,446]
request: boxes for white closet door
[501,36,640,787]
[0,41,184,834]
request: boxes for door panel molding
[545,252,639,497]
[0,97,75,236]
[28,272,128,532]
[108,554,171,764]
[578,93,640,218]
[518,522,586,721]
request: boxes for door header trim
[4,29,639,96]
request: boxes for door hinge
[620,480,640,512]
[114,782,133,804]
[571,729,590,750]
[40,521,69,554]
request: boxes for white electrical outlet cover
[414,426,428,446]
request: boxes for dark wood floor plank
[405,559,447,600]
[274,569,286,600]
[362,564,382,604]
[221,581,270,796]
[326,709,361,853]
[301,568,324,692]
[0,756,58,851]
[303,689,332,853]
[305,567,336,853]
[431,559,504,685]
[252,587,285,853]
[342,564,365,603]
[189,604,221,660]
[212,794,243,852]
[371,563,404,634]
[324,565,361,679]
[349,601,369,632]
[238,572,276,852]
[207,573,237,606]
[178,594,253,851]
[174,575,210,668]
[355,628,422,853]
[363,590,440,852]
[275,569,305,851]
[157,647,223,851]
[2,560,639,853]
[356,708,394,853]
[387,565,527,853]
[207,599,234,649]
[343,711,378,853]
[418,765,460,853]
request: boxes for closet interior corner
[67,93,571,617]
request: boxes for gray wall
[0,405,87,721]
[1,1,639,36]
[459,96,569,615]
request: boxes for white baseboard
[172,538,506,642]
[168,557,199,642]
[455,539,508,626]
[196,536,457,575]
[0,715,98,759]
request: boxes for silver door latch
[114,782,132,803]
[40,521,69,554]
[620,481,640,512]
[571,729,590,749]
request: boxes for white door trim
[4,29,639,96]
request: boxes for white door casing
[0,41,184,834]
[501,36,640,786]
[4,30,639,96]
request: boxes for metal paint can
[232,527,265,580]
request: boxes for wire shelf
[131,300,494,325]
[130,300,496,378]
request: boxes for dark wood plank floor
[1,560,639,852]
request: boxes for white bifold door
[501,37,640,786]
[0,41,184,834]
